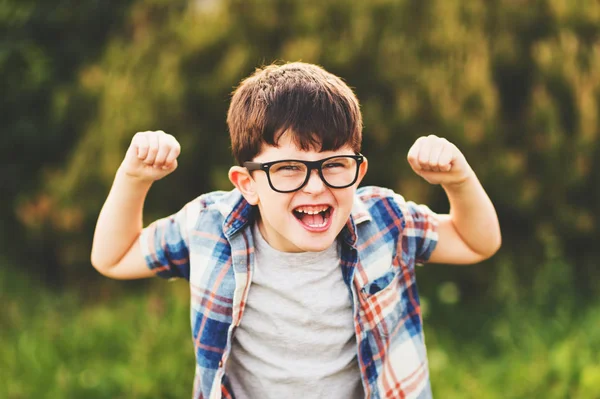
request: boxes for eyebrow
[257,152,357,163]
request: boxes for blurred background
[2,0,600,398]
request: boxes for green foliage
[2,0,600,332]
[0,0,135,281]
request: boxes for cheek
[256,192,292,221]
[335,190,356,212]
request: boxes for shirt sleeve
[392,193,439,266]
[406,201,439,265]
[139,202,194,280]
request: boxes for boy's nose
[302,169,326,194]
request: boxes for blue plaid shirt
[140,186,438,399]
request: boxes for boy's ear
[229,166,259,205]
[356,156,369,185]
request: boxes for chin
[295,236,336,252]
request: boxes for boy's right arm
[90,131,181,279]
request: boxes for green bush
[4,0,600,304]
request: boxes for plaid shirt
[140,186,438,399]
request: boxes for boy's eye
[323,158,351,169]
[323,162,344,169]
[271,162,305,173]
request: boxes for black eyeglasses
[244,154,364,193]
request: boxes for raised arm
[406,135,501,264]
[91,131,181,279]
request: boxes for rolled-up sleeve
[139,203,193,280]
[405,201,439,265]
[391,193,439,266]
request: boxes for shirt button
[219,360,223,368]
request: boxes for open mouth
[292,206,333,230]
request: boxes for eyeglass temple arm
[243,162,265,171]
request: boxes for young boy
[91,62,501,399]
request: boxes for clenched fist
[120,131,181,182]
[407,135,473,186]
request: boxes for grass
[2,266,600,398]
[1,270,194,399]
[426,305,600,398]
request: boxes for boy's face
[230,133,368,253]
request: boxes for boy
[91,62,501,399]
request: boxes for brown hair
[227,62,362,164]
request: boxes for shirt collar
[221,190,255,238]
[341,192,372,247]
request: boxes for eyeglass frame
[243,154,365,193]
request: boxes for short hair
[227,62,362,164]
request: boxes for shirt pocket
[358,268,404,339]
[360,268,397,296]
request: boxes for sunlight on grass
[2,266,600,398]
[1,268,194,399]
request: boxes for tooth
[295,207,330,214]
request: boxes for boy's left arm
[407,135,501,264]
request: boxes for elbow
[495,232,502,253]
[489,236,502,259]
[492,225,502,255]
[481,230,502,261]
[90,251,114,277]
[90,249,102,271]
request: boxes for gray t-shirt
[226,224,363,399]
